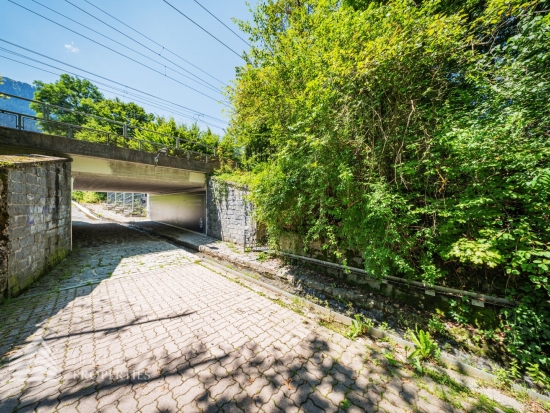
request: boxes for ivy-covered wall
[206,177,262,246]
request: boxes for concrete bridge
[0,96,257,298]
[0,92,221,194]
[0,126,215,195]
[0,123,216,234]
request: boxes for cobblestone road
[0,210,530,412]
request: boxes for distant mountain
[0,77,39,131]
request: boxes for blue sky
[0,0,258,133]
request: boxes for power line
[7,0,228,105]
[30,0,222,95]
[161,0,244,59]
[0,40,227,125]
[192,0,251,47]
[87,80,222,127]
[0,53,225,130]
[79,0,226,86]
[0,51,224,129]
[62,0,222,92]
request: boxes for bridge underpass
[0,126,211,234]
[0,96,252,298]
[0,91,224,233]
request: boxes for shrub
[71,191,106,204]
[229,0,550,373]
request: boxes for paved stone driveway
[0,212,525,412]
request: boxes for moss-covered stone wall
[0,167,9,298]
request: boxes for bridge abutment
[0,155,72,299]
[206,177,263,246]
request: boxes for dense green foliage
[228,0,550,374]
[30,74,238,159]
[71,191,106,204]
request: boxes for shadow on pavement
[2,332,416,413]
[0,219,189,381]
[0,218,473,413]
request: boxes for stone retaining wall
[206,178,263,246]
[0,155,72,299]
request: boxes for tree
[83,99,154,138]
[30,74,103,133]
[28,74,227,156]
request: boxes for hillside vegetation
[225,0,550,376]
[0,77,39,132]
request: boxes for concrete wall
[0,155,72,299]
[206,178,263,246]
[149,192,206,233]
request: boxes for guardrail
[105,192,147,217]
[0,92,221,164]
[279,252,516,307]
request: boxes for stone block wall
[206,178,263,246]
[0,155,72,299]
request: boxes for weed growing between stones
[408,328,441,363]
[345,314,373,340]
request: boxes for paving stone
[0,212,532,413]
[0,398,20,413]
[76,394,100,413]
[97,404,118,413]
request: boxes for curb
[128,224,200,252]
[72,201,101,220]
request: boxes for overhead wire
[79,0,226,86]
[61,0,223,92]
[0,40,225,125]
[0,52,224,130]
[161,0,244,59]
[192,0,251,47]
[0,40,227,125]
[30,0,222,94]
[0,53,224,130]
[7,0,229,105]
[91,83,218,127]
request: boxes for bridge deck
[0,127,216,194]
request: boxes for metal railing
[0,92,221,165]
[105,192,147,217]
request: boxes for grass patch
[318,317,348,335]
[422,367,520,412]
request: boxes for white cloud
[64,42,79,53]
